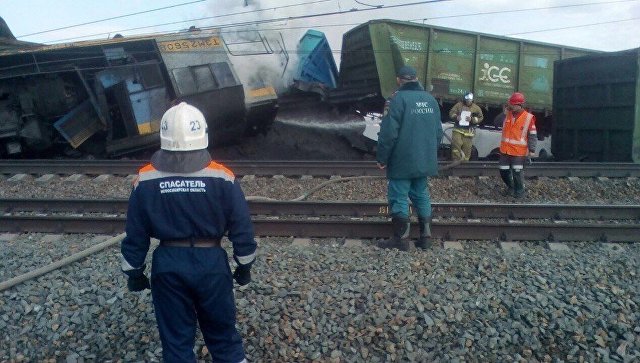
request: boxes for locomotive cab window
[210,62,236,88]
[137,63,163,89]
[173,66,218,95]
[172,67,197,95]
[173,63,236,95]
[193,65,218,91]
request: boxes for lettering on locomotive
[158,37,222,52]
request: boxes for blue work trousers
[387,177,431,219]
[150,246,245,363]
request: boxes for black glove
[233,255,253,286]
[127,275,150,292]
[233,266,251,286]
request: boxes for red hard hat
[508,92,525,105]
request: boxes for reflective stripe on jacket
[121,161,257,275]
[499,111,536,156]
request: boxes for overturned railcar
[0,26,278,157]
[552,48,640,162]
[332,19,598,137]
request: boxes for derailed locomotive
[0,18,278,158]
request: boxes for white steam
[203,0,311,94]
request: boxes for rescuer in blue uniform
[376,65,443,251]
[120,102,256,363]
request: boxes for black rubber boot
[415,217,433,250]
[499,169,514,196]
[513,170,525,198]
[378,216,410,251]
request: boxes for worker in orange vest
[499,92,537,198]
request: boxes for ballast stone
[35,174,56,183]
[443,241,463,250]
[292,238,311,247]
[7,174,29,182]
[93,175,111,183]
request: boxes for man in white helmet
[448,91,484,161]
[120,102,256,363]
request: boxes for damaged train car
[0,18,278,158]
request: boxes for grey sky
[3,0,639,53]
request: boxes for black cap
[397,65,417,80]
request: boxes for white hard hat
[160,102,209,151]
[464,92,474,101]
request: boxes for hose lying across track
[1,135,465,292]
[251,133,464,202]
[0,233,126,292]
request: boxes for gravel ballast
[0,236,638,362]
[1,174,640,205]
[1,165,639,361]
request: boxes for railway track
[2,198,638,242]
[1,160,640,177]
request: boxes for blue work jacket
[376,81,443,179]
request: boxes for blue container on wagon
[294,30,338,89]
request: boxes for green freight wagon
[552,48,640,162]
[332,19,597,136]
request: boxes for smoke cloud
[203,0,317,94]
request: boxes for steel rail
[1,199,639,220]
[1,160,640,177]
[0,215,638,242]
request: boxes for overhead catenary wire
[507,17,640,35]
[410,0,639,22]
[22,0,337,43]
[2,1,636,76]
[16,0,209,38]
[23,0,639,43]
[29,0,637,49]
[353,0,384,8]
[45,0,450,44]
[0,11,613,77]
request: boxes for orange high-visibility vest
[500,111,536,156]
